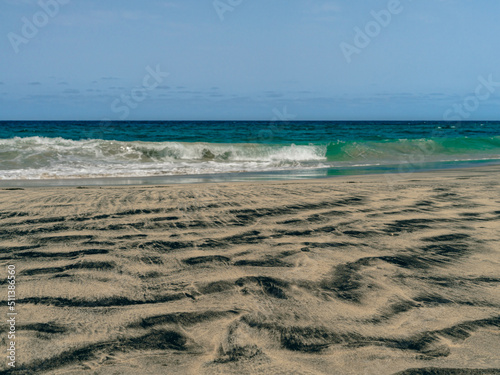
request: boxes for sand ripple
[1,168,499,374]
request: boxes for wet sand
[1,166,499,374]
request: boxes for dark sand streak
[0,167,499,374]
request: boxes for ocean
[0,121,499,184]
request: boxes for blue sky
[1,0,500,120]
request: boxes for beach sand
[1,166,499,374]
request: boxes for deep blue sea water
[0,121,499,182]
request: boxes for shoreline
[1,161,500,188]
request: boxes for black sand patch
[342,230,379,238]
[422,234,470,242]
[14,293,187,307]
[117,234,148,239]
[37,234,94,244]
[6,249,109,260]
[139,240,193,251]
[200,230,266,248]
[182,255,231,265]
[128,310,240,329]
[320,257,374,302]
[234,258,292,267]
[372,299,421,322]
[197,280,236,295]
[21,261,115,276]
[2,330,189,375]
[0,245,41,254]
[384,219,451,234]
[236,276,289,299]
[394,368,500,375]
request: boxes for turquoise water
[0,121,499,181]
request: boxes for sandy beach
[1,166,499,375]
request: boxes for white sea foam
[0,137,327,179]
[1,136,499,180]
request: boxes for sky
[1,0,500,120]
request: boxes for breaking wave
[0,136,499,179]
